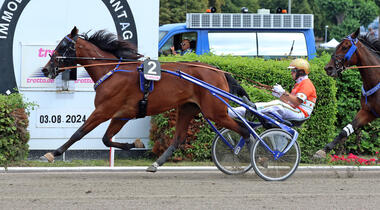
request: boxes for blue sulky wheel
[211,128,255,175]
[250,128,300,181]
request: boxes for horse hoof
[39,152,55,163]
[146,165,157,173]
[146,162,158,172]
[313,149,326,159]
[134,139,145,148]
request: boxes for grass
[7,158,215,167]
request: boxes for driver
[229,58,317,121]
[171,39,193,55]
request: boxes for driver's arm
[280,92,303,108]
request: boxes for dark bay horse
[41,27,250,172]
[314,28,380,158]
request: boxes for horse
[41,27,251,172]
[314,28,380,158]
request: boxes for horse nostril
[42,68,49,76]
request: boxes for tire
[212,128,254,175]
[250,128,300,181]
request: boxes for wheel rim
[252,129,300,181]
[213,129,252,174]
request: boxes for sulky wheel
[212,128,255,175]
[250,128,300,181]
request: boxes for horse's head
[325,28,361,77]
[42,27,79,79]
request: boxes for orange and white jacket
[290,76,317,118]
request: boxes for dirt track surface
[0,170,379,209]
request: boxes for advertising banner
[20,43,93,90]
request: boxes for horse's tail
[224,73,250,100]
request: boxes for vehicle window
[257,32,307,57]
[208,32,257,56]
[159,36,174,56]
[160,32,197,56]
[159,31,168,42]
[176,32,197,52]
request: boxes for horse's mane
[80,30,143,60]
[358,33,380,58]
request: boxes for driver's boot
[242,96,256,121]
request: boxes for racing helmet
[288,58,310,74]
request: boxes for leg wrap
[324,124,352,152]
[156,145,176,166]
[342,124,354,137]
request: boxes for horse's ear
[351,28,360,39]
[71,26,78,37]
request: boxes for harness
[137,63,154,118]
[93,59,133,90]
[343,36,358,61]
[361,83,380,118]
[342,36,380,118]
[93,60,154,119]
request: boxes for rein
[347,65,380,69]
[57,61,140,71]
[57,57,274,92]
[55,56,141,70]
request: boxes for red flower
[348,153,358,159]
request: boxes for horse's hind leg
[147,103,200,172]
[40,110,109,162]
[314,109,376,158]
[102,119,145,150]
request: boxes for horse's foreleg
[147,103,200,172]
[314,109,376,158]
[102,119,145,150]
[40,110,109,162]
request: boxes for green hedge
[0,93,33,167]
[151,53,337,163]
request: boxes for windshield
[159,31,168,42]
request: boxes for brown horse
[41,27,251,172]
[314,28,380,158]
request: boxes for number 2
[147,61,157,74]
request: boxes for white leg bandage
[343,124,354,136]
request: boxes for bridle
[48,35,78,78]
[330,36,358,76]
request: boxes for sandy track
[0,170,379,209]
